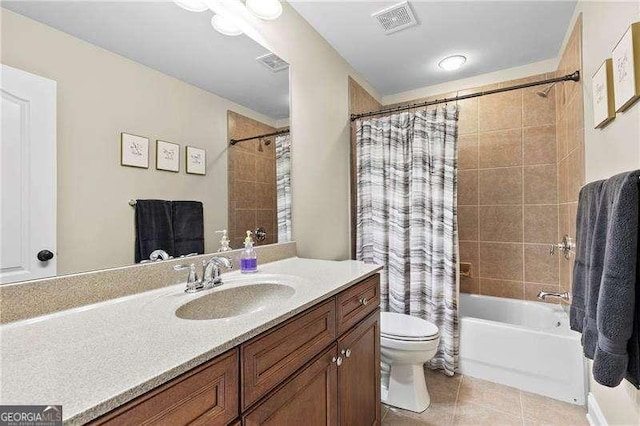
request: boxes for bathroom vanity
[92,273,380,425]
[0,257,382,425]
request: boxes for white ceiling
[3,1,290,120]
[290,0,577,96]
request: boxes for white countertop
[0,258,382,424]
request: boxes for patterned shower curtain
[355,107,459,375]
[275,134,292,242]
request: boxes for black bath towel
[172,201,204,257]
[574,170,640,389]
[134,199,175,263]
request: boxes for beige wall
[244,3,381,261]
[561,2,640,424]
[1,9,277,275]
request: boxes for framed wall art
[592,59,616,128]
[156,140,180,172]
[121,132,149,168]
[186,146,206,175]
[612,22,640,112]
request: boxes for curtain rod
[229,129,290,146]
[350,70,580,122]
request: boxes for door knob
[37,250,54,262]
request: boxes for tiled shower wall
[556,16,585,296]
[389,75,561,301]
[227,111,278,249]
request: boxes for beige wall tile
[458,133,479,170]
[234,150,257,181]
[256,157,275,183]
[524,165,557,204]
[566,93,584,153]
[480,278,525,300]
[523,86,556,127]
[566,144,585,203]
[479,242,523,281]
[479,205,523,242]
[478,129,522,168]
[458,98,479,135]
[459,170,479,205]
[478,91,522,132]
[460,277,479,294]
[479,167,522,205]
[524,205,558,243]
[460,241,479,270]
[523,125,556,165]
[524,244,559,284]
[458,205,479,241]
[556,114,568,161]
[235,180,257,209]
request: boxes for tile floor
[381,370,588,425]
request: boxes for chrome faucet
[537,291,570,302]
[203,256,233,287]
[174,256,233,293]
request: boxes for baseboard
[586,392,608,426]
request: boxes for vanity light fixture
[438,55,467,71]
[246,0,282,20]
[211,14,243,36]
[173,0,209,13]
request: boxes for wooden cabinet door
[243,344,338,426]
[91,349,239,426]
[337,310,381,426]
[241,298,336,410]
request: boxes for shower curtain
[356,107,459,375]
[275,133,292,242]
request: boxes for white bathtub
[459,293,586,405]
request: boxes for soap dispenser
[240,230,258,273]
[215,230,232,252]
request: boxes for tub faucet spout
[537,291,570,302]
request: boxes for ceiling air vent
[256,52,289,73]
[372,1,418,35]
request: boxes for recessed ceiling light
[246,0,283,20]
[173,0,208,13]
[438,55,467,71]
[211,14,243,36]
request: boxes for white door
[1,65,57,284]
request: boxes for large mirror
[0,1,291,284]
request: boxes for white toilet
[380,312,440,413]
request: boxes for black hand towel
[172,201,204,257]
[134,200,175,263]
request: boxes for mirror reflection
[0,1,291,284]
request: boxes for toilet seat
[381,312,440,341]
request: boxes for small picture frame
[121,132,149,168]
[156,140,180,172]
[612,22,640,112]
[592,59,616,129]
[186,146,206,175]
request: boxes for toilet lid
[381,312,439,340]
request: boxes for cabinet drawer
[336,274,379,335]
[92,349,239,426]
[241,299,336,410]
[243,344,338,426]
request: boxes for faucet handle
[174,263,201,293]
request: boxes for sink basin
[175,283,296,320]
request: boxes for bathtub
[459,293,586,405]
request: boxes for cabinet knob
[332,356,343,366]
[359,297,368,306]
[341,348,351,358]
[37,250,54,262]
